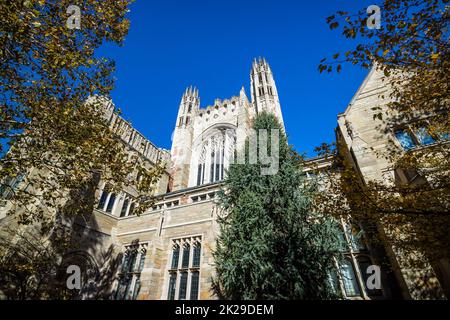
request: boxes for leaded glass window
[415,127,435,145]
[181,243,190,269]
[190,271,200,300]
[168,273,177,300]
[341,259,361,297]
[395,130,417,150]
[192,242,201,268]
[171,244,180,269]
[178,272,188,300]
[167,237,202,300]
[116,243,148,300]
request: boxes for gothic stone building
[0,59,448,300]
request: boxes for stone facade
[336,67,450,299]
[94,58,287,300]
[1,59,448,300]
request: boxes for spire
[240,86,246,98]
[253,57,270,71]
[252,58,258,74]
[249,57,284,128]
[183,85,200,98]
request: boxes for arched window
[210,150,215,183]
[215,145,221,181]
[196,143,207,186]
[195,127,235,186]
[192,242,201,268]
[197,163,204,186]
[171,244,180,269]
[181,243,190,269]
[210,136,225,183]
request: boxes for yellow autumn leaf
[430,53,440,61]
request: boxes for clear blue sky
[98,0,375,157]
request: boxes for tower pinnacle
[250,58,284,128]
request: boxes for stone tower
[170,86,199,191]
[250,58,284,129]
[169,58,284,192]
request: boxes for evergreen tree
[213,112,343,300]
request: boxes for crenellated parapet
[109,114,170,165]
[195,93,249,127]
[86,95,170,165]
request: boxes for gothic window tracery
[196,143,207,186]
[168,236,202,300]
[195,128,235,186]
[115,243,148,300]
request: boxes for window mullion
[407,125,421,145]
[332,257,346,298]
[187,242,193,298]
[350,252,369,299]
[127,275,137,300]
